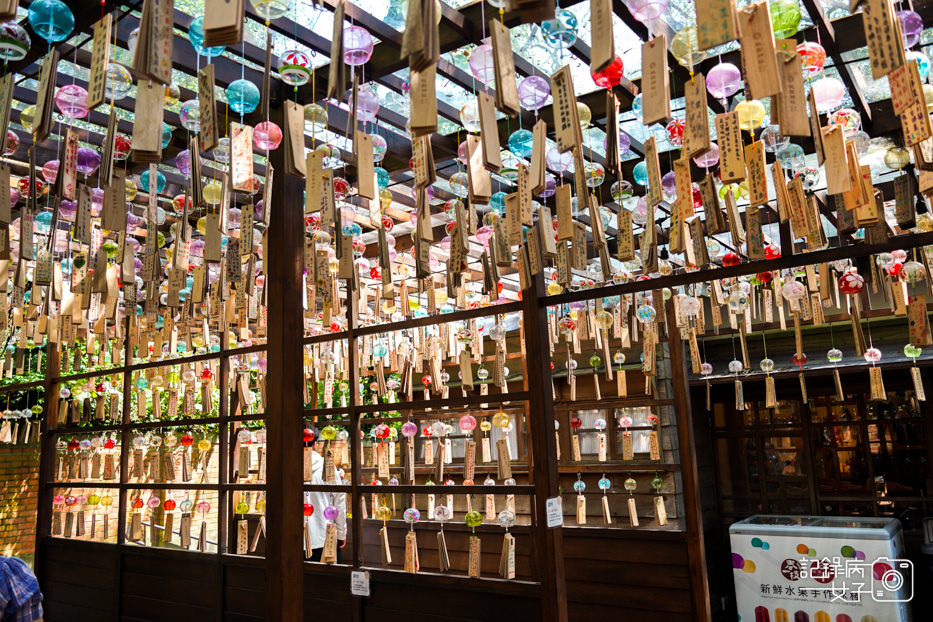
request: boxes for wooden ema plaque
[696,0,736,50]
[682,74,710,158]
[716,111,746,182]
[737,1,780,99]
[499,533,515,579]
[468,535,481,578]
[641,35,671,125]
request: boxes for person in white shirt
[304,425,347,562]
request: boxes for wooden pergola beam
[800,0,872,127]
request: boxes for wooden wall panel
[563,556,690,589]
[301,566,353,620]
[123,572,217,609]
[120,595,213,622]
[119,550,216,622]
[44,599,113,622]
[40,539,117,622]
[38,531,703,622]
[42,581,112,616]
[225,563,265,619]
[224,588,264,620]
[363,574,542,622]
[564,601,694,622]
[562,529,688,563]
[563,529,694,620]
[363,607,538,622]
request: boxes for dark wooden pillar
[33,339,60,578]
[118,310,133,553]
[779,220,794,260]
[523,271,568,622]
[264,101,306,622]
[665,299,712,622]
[345,281,363,622]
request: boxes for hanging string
[193,52,201,150]
[311,65,317,148]
[222,84,229,188]
[864,314,877,362]
[479,2,489,98]
[456,128,462,176]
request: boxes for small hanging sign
[737,2,781,99]
[198,64,219,152]
[696,0,736,50]
[641,35,671,125]
[715,111,746,183]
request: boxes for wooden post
[346,282,363,622]
[779,220,794,261]
[117,310,132,549]
[264,101,306,622]
[216,307,230,621]
[523,271,568,622]
[33,339,60,578]
[115,309,132,615]
[665,298,712,622]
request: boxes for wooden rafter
[800,0,872,126]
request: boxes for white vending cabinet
[729,515,912,622]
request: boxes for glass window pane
[764,436,806,477]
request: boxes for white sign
[546,496,563,529]
[350,570,370,597]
